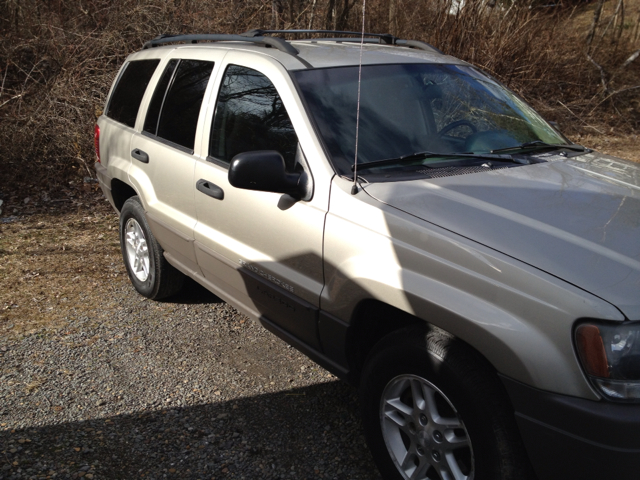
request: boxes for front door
[193,61,326,349]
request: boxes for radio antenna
[351,0,366,195]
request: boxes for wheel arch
[345,299,500,388]
[111,178,138,212]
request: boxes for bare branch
[0,94,23,109]
[586,52,610,95]
[622,49,640,68]
[586,0,605,52]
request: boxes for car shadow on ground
[0,381,382,480]
[162,277,226,305]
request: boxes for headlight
[575,321,640,401]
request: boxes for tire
[359,326,535,480]
[119,196,184,300]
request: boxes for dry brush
[0,0,638,197]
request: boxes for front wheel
[119,196,184,299]
[359,326,534,480]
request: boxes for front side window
[209,65,298,170]
[106,59,160,128]
[143,59,214,151]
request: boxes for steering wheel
[438,119,477,137]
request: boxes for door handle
[131,148,149,163]
[196,179,224,200]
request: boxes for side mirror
[228,150,309,200]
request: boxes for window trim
[205,155,230,169]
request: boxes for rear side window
[209,65,298,168]
[143,59,214,151]
[106,59,160,128]
[144,59,178,135]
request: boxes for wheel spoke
[126,231,137,248]
[423,386,440,423]
[410,379,426,411]
[424,387,462,429]
[386,396,414,417]
[409,457,431,480]
[400,447,417,470]
[444,429,468,445]
[384,408,408,429]
[444,451,470,480]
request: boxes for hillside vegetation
[1,0,638,201]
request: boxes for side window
[143,59,214,151]
[106,59,160,128]
[209,65,298,169]
[143,59,178,135]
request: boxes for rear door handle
[196,179,224,200]
[131,148,149,163]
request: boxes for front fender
[322,177,623,399]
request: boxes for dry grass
[0,201,128,340]
[578,132,640,160]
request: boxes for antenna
[351,0,366,196]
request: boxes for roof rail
[242,29,396,44]
[241,29,443,54]
[296,36,443,54]
[142,33,299,55]
[142,30,443,58]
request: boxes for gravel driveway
[1,226,382,480]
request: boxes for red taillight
[94,124,101,163]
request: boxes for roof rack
[142,30,443,58]
[242,29,443,54]
[242,29,396,44]
[143,34,299,55]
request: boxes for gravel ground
[0,272,382,479]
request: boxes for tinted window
[210,65,298,168]
[147,59,214,151]
[143,59,178,135]
[106,59,160,128]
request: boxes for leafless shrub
[0,0,638,198]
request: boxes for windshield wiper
[491,140,591,154]
[353,151,517,172]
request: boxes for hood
[362,152,640,319]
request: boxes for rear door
[193,52,329,349]
[99,58,160,189]
[129,50,224,271]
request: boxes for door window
[209,65,298,170]
[143,59,214,151]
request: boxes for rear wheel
[119,196,184,299]
[359,326,534,480]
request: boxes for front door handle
[196,179,224,200]
[131,148,149,163]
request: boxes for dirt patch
[0,199,126,340]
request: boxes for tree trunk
[389,0,398,34]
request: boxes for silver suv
[95,30,640,480]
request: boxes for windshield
[294,64,567,175]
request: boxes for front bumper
[501,375,640,480]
